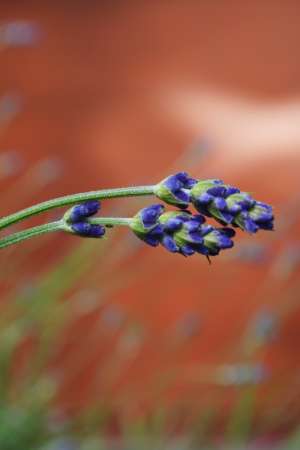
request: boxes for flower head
[154,172,197,209]
[190,179,274,233]
[130,204,235,258]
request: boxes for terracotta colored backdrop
[1,0,300,434]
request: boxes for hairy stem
[89,217,132,227]
[0,221,63,249]
[0,185,154,232]
[0,217,133,250]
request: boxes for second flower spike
[130,205,235,258]
[154,172,274,234]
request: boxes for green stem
[0,221,63,249]
[90,217,132,227]
[0,217,133,250]
[0,185,155,232]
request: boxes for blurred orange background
[1,0,300,441]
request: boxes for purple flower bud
[161,235,179,252]
[180,244,196,256]
[213,197,227,211]
[154,172,197,208]
[65,200,100,223]
[143,224,164,246]
[71,222,105,238]
[198,192,214,205]
[163,217,184,232]
[140,204,165,228]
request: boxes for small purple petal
[165,175,181,191]
[251,204,274,222]
[192,214,206,224]
[181,244,195,256]
[71,222,91,235]
[174,189,190,203]
[184,220,200,232]
[198,192,214,205]
[213,197,227,211]
[217,234,234,249]
[207,186,227,197]
[161,235,179,253]
[212,179,224,184]
[149,224,164,236]
[194,244,210,255]
[228,203,242,214]
[256,201,272,212]
[69,200,100,222]
[220,227,236,238]
[177,213,191,222]
[173,172,197,188]
[164,217,183,232]
[140,204,164,227]
[175,172,190,183]
[243,218,259,234]
[219,212,234,224]
[186,178,198,188]
[225,186,240,196]
[258,220,274,231]
[71,222,105,238]
[188,231,204,244]
[200,224,214,236]
[239,196,255,209]
[143,224,163,246]
[144,234,160,246]
[89,224,106,237]
[81,200,101,215]
[255,213,274,223]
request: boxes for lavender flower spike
[153,172,197,209]
[130,205,235,258]
[190,179,274,233]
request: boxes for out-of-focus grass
[0,230,298,449]
[0,239,99,449]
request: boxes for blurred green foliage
[0,236,298,450]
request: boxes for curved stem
[0,221,63,250]
[0,185,155,232]
[89,217,132,227]
[0,217,133,250]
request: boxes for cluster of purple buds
[130,204,235,258]
[153,172,197,209]
[154,173,274,234]
[63,200,105,238]
[60,172,273,260]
